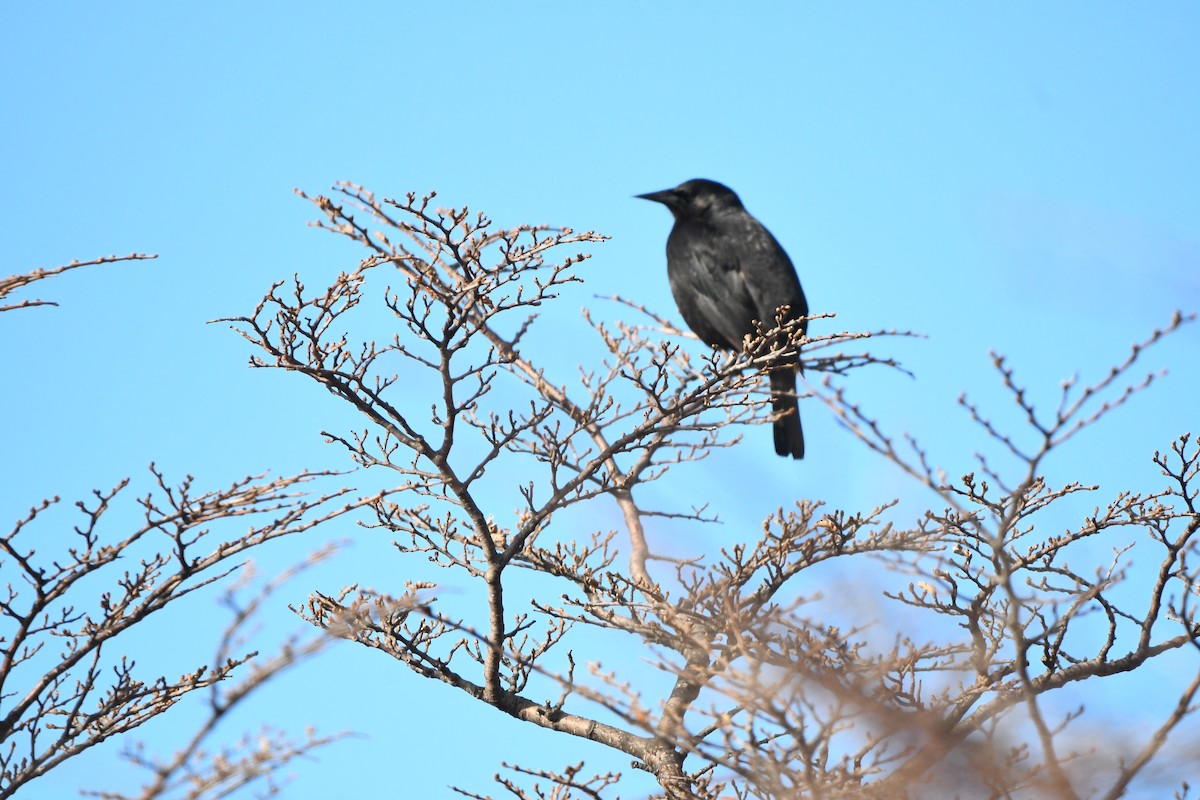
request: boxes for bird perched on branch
[637,179,808,459]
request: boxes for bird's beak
[635,189,674,205]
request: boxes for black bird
[637,179,808,459]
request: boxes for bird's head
[636,179,744,220]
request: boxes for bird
[637,179,808,459]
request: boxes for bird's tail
[770,366,804,460]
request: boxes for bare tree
[1,258,378,799]
[13,187,1193,800]
[221,183,1196,798]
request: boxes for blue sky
[3,4,1198,798]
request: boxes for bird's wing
[666,220,760,349]
[726,214,809,335]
